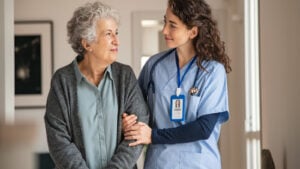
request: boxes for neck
[176,46,196,68]
[78,55,107,86]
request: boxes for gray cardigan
[44,59,149,169]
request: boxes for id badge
[170,94,185,121]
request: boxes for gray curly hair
[67,1,120,55]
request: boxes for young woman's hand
[122,113,137,132]
[124,122,152,146]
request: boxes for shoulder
[202,60,226,75]
[111,61,134,75]
[111,62,137,83]
[143,48,175,71]
[147,48,175,63]
[199,60,227,86]
[51,62,75,85]
[111,62,139,89]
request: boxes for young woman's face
[87,18,119,65]
[162,7,195,49]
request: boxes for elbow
[202,132,212,140]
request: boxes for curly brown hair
[168,0,232,73]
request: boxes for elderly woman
[44,1,149,169]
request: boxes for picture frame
[14,20,54,108]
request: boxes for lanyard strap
[175,51,197,95]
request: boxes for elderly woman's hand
[124,122,152,146]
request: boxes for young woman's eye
[170,24,176,28]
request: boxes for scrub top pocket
[187,95,201,120]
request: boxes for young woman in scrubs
[123,0,231,168]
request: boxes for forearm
[45,89,88,169]
[105,140,143,169]
[45,114,89,169]
[152,112,223,144]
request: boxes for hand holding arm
[124,122,152,146]
[124,112,221,145]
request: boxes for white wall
[142,26,161,56]
[219,0,246,168]
[260,0,300,168]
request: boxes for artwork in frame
[14,20,53,108]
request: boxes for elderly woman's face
[88,18,119,65]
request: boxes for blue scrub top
[138,49,229,169]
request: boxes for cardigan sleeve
[105,65,149,169]
[44,72,89,169]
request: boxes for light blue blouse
[139,49,229,169]
[73,60,118,169]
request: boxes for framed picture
[14,20,53,108]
